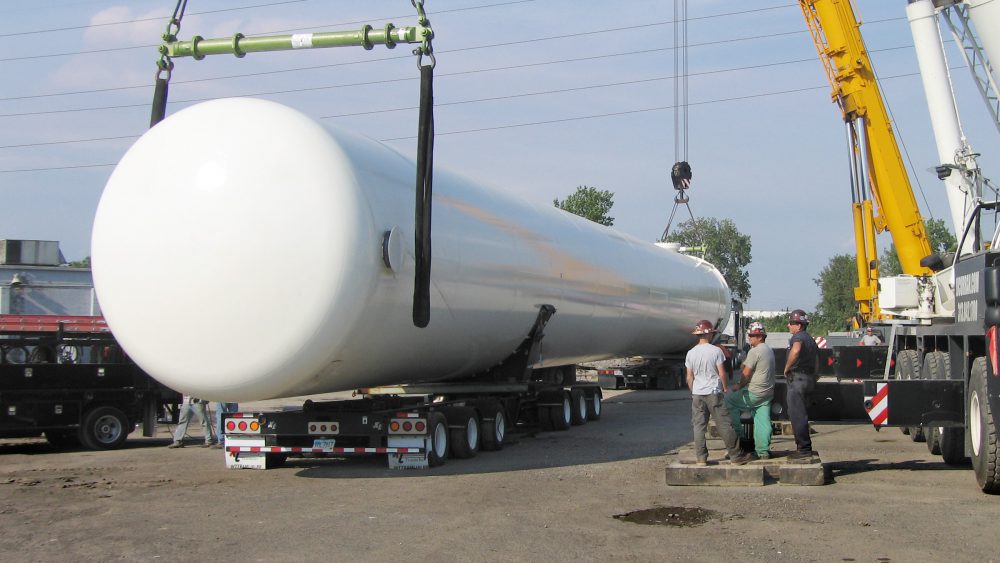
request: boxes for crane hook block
[671,161,692,190]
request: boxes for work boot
[167,442,184,449]
[730,451,753,465]
[787,450,817,463]
[756,451,770,460]
[200,442,215,448]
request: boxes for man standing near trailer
[783,309,820,461]
[685,320,752,466]
[726,321,775,459]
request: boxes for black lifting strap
[150,77,169,128]
[412,64,435,328]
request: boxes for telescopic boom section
[800,0,934,321]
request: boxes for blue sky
[1,0,998,312]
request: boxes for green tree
[666,217,752,302]
[553,185,614,226]
[67,256,91,268]
[879,218,958,276]
[813,253,858,334]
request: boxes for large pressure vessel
[92,98,730,401]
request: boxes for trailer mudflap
[863,380,965,428]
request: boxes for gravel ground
[0,388,998,562]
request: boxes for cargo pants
[691,393,743,461]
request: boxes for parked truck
[0,240,180,450]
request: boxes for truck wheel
[926,426,941,455]
[537,406,554,431]
[585,389,602,421]
[446,407,480,459]
[79,406,131,450]
[569,388,587,426]
[939,427,967,466]
[897,350,924,442]
[426,412,449,467]
[44,430,80,449]
[969,357,1000,492]
[615,377,624,390]
[479,402,507,451]
[924,351,959,458]
[549,392,572,431]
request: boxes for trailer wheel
[479,402,507,452]
[44,430,80,449]
[79,406,131,450]
[585,389,602,421]
[427,412,449,467]
[447,407,480,459]
[569,389,587,426]
[970,357,1000,492]
[896,350,924,442]
[549,392,572,431]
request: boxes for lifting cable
[150,0,187,127]
[661,0,697,247]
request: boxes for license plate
[312,439,337,449]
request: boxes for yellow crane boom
[800,0,933,322]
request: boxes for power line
[0,44,916,145]
[0,29,820,117]
[0,69,925,173]
[0,0,539,63]
[0,0,309,38]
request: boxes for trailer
[0,314,181,450]
[223,380,602,470]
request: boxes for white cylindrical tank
[92,98,730,401]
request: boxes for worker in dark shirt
[783,309,820,461]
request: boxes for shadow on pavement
[285,389,695,479]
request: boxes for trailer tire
[969,357,1000,492]
[896,350,924,442]
[479,402,507,451]
[79,406,130,450]
[585,389,602,421]
[44,430,80,449]
[427,412,449,467]
[446,407,480,459]
[549,392,572,431]
[569,389,587,426]
[537,406,554,431]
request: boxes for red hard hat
[789,309,809,324]
[692,320,717,335]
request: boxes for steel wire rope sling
[661,0,701,255]
[146,1,437,328]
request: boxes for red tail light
[989,326,998,376]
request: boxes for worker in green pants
[726,322,775,459]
